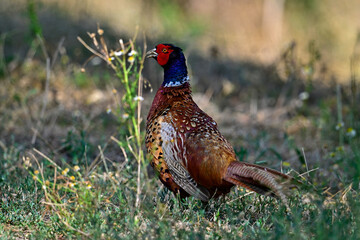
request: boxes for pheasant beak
[146,48,158,59]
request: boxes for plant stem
[337,84,344,146]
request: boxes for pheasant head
[146,44,189,87]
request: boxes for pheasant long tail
[223,161,292,204]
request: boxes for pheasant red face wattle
[155,44,174,66]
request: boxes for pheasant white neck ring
[163,76,190,87]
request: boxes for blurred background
[2,0,360,78]
[0,0,360,177]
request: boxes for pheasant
[145,44,292,203]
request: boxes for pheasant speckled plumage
[145,44,293,203]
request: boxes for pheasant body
[146,83,236,200]
[146,44,292,202]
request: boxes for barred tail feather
[223,161,292,204]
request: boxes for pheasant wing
[160,121,210,201]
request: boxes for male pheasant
[145,44,292,203]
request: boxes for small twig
[29,151,42,202]
[228,192,255,203]
[298,167,319,177]
[301,147,310,177]
[111,136,129,163]
[87,136,112,176]
[53,167,57,193]
[290,167,319,185]
[99,33,109,57]
[119,39,125,52]
[87,32,100,50]
[97,145,108,173]
[51,36,65,69]
[59,218,90,237]
[30,127,55,151]
[135,34,147,209]
[37,35,49,59]
[32,148,61,170]
[98,145,117,190]
[41,201,67,207]
[77,36,108,62]
[126,136,136,157]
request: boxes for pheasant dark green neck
[162,52,189,87]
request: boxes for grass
[1,12,360,240]
[1,142,360,239]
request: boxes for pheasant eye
[162,48,168,53]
